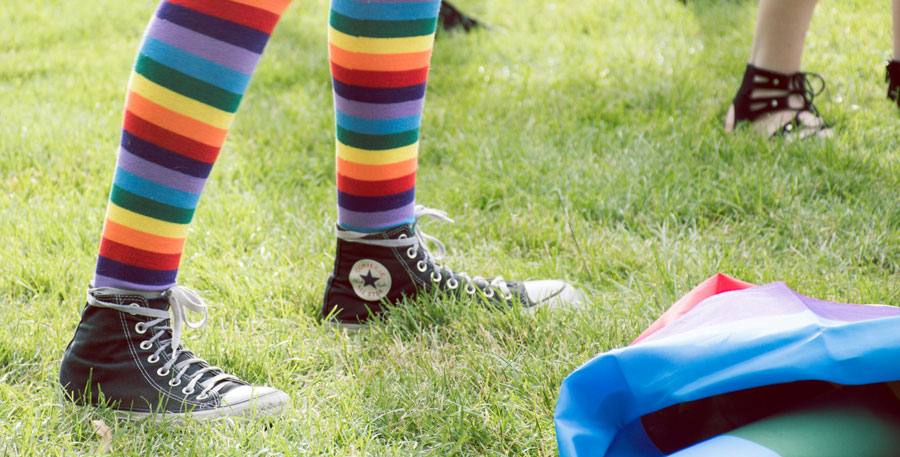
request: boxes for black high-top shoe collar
[59,285,288,420]
[322,206,584,329]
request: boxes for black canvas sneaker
[59,285,289,420]
[322,206,585,329]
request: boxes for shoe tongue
[146,296,170,312]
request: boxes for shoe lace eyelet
[430,272,442,283]
[156,367,170,377]
[484,288,495,298]
[182,386,195,396]
[134,322,147,334]
[139,341,153,350]
[503,293,513,301]
[447,278,459,290]
[465,283,477,295]
[196,392,210,401]
[147,354,160,364]
[168,378,182,387]
[398,234,407,239]
[416,260,428,272]
[406,247,417,259]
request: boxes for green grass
[3,0,900,454]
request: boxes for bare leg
[893,0,900,59]
[726,0,829,138]
[748,0,818,73]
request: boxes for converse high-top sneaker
[59,285,289,420]
[322,206,584,329]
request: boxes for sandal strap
[733,64,825,124]
[886,60,900,102]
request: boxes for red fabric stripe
[337,172,416,197]
[99,237,183,271]
[166,0,280,34]
[124,111,220,164]
[330,62,430,89]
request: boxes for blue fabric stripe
[157,2,269,54]
[337,188,415,212]
[96,256,177,285]
[330,0,441,21]
[113,167,201,209]
[668,436,782,457]
[336,112,421,135]
[139,37,253,94]
[333,79,426,104]
[120,130,213,179]
[554,282,900,457]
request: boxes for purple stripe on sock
[93,273,174,292]
[338,202,416,230]
[146,18,259,75]
[117,148,208,194]
[334,93,424,120]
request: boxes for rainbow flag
[555,274,900,456]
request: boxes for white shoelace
[336,205,513,300]
[87,285,239,399]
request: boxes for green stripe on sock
[330,11,437,38]
[134,54,242,113]
[337,126,419,150]
[110,185,195,224]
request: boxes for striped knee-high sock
[329,0,441,232]
[94,0,292,291]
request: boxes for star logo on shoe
[360,270,379,288]
[349,259,391,301]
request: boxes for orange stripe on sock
[125,91,228,148]
[102,219,186,255]
[337,157,418,181]
[329,44,432,72]
[228,0,292,15]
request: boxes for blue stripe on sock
[339,218,415,233]
[335,112,421,135]
[113,167,201,209]
[140,37,253,94]
[330,0,441,21]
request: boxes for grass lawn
[3,0,900,454]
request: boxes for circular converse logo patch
[349,259,392,301]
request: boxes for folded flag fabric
[554,274,900,457]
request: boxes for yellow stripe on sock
[105,202,190,239]
[336,141,418,165]
[129,73,235,130]
[328,27,434,55]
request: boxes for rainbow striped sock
[94,0,292,291]
[329,0,441,232]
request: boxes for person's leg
[725,0,830,138]
[60,0,292,419]
[893,0,900,59]
[322,0,583,328]
[329,0,436,232]
[747,0,817,74]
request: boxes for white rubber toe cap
[523,280,586,311]
[219,385,291,418]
